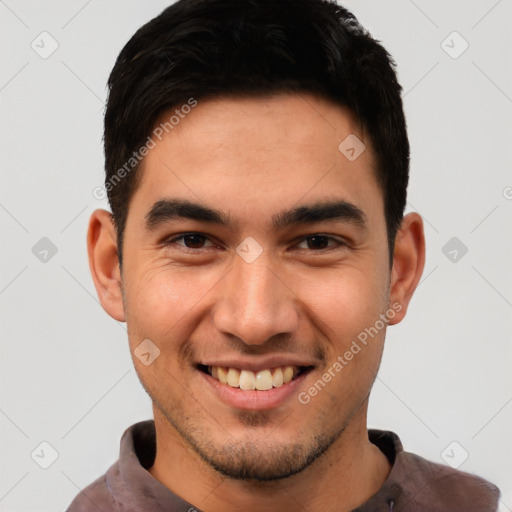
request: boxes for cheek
[298,265,388,338]
[123,264,216,351]
[296,264,388,399]
[122,266,217,399]
[125,266,194,342]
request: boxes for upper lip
[198,355,316,373]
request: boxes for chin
[182,422,345,481]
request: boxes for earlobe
[388,212,425,325]
[87,209,125,322]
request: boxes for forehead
[129,93,383,231]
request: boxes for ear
[388,212,425,325]
[87,209,125,322]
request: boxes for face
[112,93,400,480]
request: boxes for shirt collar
[107,420,404,511]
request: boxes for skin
[88,92,425,512]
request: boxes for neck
[148,405,392,511]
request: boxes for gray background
[1,0,511,510]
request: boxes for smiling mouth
[197,364,313,391]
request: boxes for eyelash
[163,232,347,253]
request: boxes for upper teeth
[209,366,297,390]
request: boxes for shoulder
[65,420,157,511]
[366,430,500,512]
[65,463,120,512]
[398,450,500,512]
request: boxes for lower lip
[199,369,311,410]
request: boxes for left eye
[296,235,343,250]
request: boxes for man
[67,0,500,510]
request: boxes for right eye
[164,232,219,252]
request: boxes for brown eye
[296,235,343,251]
[166,233,217,250]
[305,235,329,250]
[181,234,207,248]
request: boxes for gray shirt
[66,420,500,511]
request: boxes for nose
[212,251,299,346]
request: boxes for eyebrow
[145,198,367,231]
